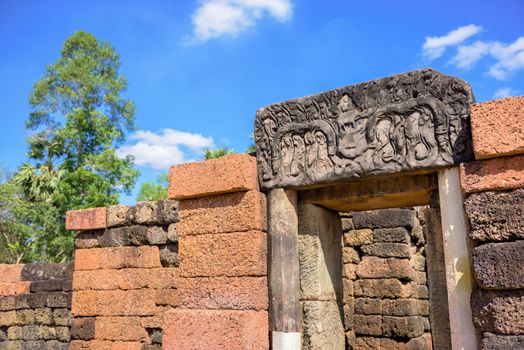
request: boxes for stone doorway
[257,69,478,349]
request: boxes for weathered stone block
[52,308,71,326]
[473,241,524,289]
[341,218,354,231]
[382,316,425,338]
[163,309,268,349]
[382,299,421,316]
[373,227,410,243]
[354,279,416,299]
[74,246,161,270]
[461,154,524,194]
[16,309,35,325]
[167,223,178,242]
[75,231,101,249]
[302,301,344,350]
[465,189,524,241]
[178,190,267,235]
[356,257,412,279]
[106,204,134,228]
[72,290,156,317]
[159,244,179,267]
[343,264,357,280]
[66,207,106,231]
[481,332,524,350]
[298,204,342,301]
[169,154,259,199]
[147,226,168,245]
[354,298,381,315]
[156,276,268,310]
[412,255,426,272]
[361,243,411,258]
[46,292,71,308]
[343,299,354,331]
[71,317,95,340]
[354,315,382,336]
[343,229,373,246]
[472,289,524,334]
[0,264,24,283]
[94,317,148,341]
[342,247,360,264]
[34,308,53,325]
[0,282,31,296]
[134,200,179,225]
[98,228,130,247]
[20,263,70,281]
[73,268,178,291]
[178,231,267,277]
[354,335,432,350]
[30,280,64,293]
[353,208,414,229]
[470,96,524,160]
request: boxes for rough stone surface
[356,257,413,279]
[178,190,267,235]
[106,205,134,228]
[382,316,425,338]
[255,69,474,190]
[464,189,524,241]
[460,154,524,193]
[373,227,410,243]
[74,246,161,270]
[354,279,416,299]
[481,332,524,350]
[178,231,267,277]
[168,154,259,199]
[343,229,373,246]
[354,315,382,336]
[473,241,524,289]
[353,208,414,229]
[354,298,382,315]
[65,207,106,231]
[470,96,524,160]
[361,243,411,258]
[163,309,268,350]
[298,204,342,301]
[471,289,524,334]
[156,276,267,310]
[302,301,344,350]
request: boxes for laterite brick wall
[65,154,269,350]
[0,263,72,349]
[460,96,524,349]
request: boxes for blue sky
[1,0,523,204]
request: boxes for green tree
[14,31,139,262]
[137,172,168,202]
[204,147,234,160]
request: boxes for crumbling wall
[460,96,524,349]
[0,263,72,349]
[340,208,433,349]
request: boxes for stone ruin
[1,69,524,349]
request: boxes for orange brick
[66,207,107,230]
[73,247,161,271]
[156,276,268,310]
[70,341,141,350]
[168,154,259,199]
[178,231,267,278]
[72,290,157,316]
[178,190,267,235]
[0,282,31,296]
[460,154,524,194]
[470,96,524,160]
[73,268,178,290]
[95,317,148,341]
[111,342,141,350]
[0,264,23,283]
[163,309,269,350]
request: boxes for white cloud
[493,87,518,99]
[191,0,293,42]
[488,37,524,79]
[447,41,490,69]
[117,129,214,170]
[422,24,483,60]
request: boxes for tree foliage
[204,147,235,160]
[11,31,139,262]
[136,172,168,202]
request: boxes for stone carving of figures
[304,131,318,171]
[280,134,294,178]
[312,130,334,178]
[290,134,305,177]
[336,107,368,160]
[405,107,438,167]
[372,115,405,171]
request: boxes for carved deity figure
[290,134,305,177]
[372,114,406,170]
[311,130,333,179]
[404,107,438,167]
[280,134,294,179]
[336,98,368,160]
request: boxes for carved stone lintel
[255,69,474,190]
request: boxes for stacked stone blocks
[461,96,524,349]
[341,208,432,349]
[67,200,179,350]
[0,263,72,349]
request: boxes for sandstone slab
[470,96,524,160]
[460,154,524,193]
[169,154,259,199]
[163,309,268,350]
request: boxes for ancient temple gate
[3,69,523,350]
[255,69,477,349]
